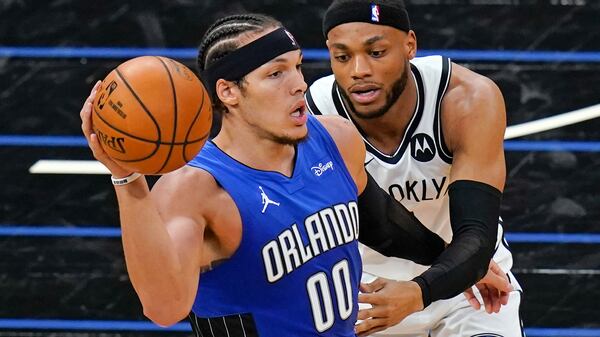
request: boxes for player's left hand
[463,260,513,314]
[80,80,131,178]
[355,278,423,336]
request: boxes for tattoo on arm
[199,259,227,273]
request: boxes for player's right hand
[80,81,132,179]
[463,260,513,314]
[356,278,423,336]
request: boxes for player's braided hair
[197,13,282,118]
[198,14,281,72]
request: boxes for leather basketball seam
[93,103,208,147]
[105,68,162,162]
[155,56,178,174]
[92,104,158,163]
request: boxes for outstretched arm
[318,115,443,335]
[314,98,507,335]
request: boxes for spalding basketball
[92,56,212,174]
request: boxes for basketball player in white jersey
[306,1,523,336]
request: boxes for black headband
[323,1,411,37]
[201,27,300,95]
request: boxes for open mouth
[291,107,304,117]
[349,83,381,104]
[289,101,308,125]
[290,101,306,117]
[353,88,378,96]
[350,88,380,104]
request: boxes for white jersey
[307,55,514,282]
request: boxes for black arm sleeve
[412,180,500,308]
[357,172,446,265]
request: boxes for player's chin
[352,104,388,119]
[273,126,308,145]
[289,126,309,143]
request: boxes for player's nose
[351,55,372,79]
[290,69,307,95]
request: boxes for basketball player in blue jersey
[306,1,523,336]
[77,13,471,337]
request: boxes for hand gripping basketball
[90,56,212,175]
[80,81,132,179]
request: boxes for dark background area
[1,0,599,336]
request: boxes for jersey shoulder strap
[306,74,338,116]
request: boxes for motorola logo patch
[410,133,436,162]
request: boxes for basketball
[91,56,212,174]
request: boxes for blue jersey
[187,115,361,337]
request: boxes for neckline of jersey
[207,139,302,181]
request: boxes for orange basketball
[92,56,212,174]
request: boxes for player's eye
[268,70,282,78]
[334,54,350,63]
[370,50,385,58]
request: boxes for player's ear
[216,79,239,107]
[406,30,417,60]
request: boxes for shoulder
[151,165,236,223]
[444,63,505,121]
[152,165,242,254]
[152,165,218,199]
[442,63,506,149]
[314,115,365,172]
[314,115,363,150]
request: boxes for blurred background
[1,0,599,336]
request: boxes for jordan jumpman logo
[259,186,280,214]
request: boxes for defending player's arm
[411,63,506,307]
[316,115,445,264]
[356,172,446,264]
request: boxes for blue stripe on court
[0,319,189,331]
[2,46,600,62]
[504,141,600,152]
[0,47,196,60]
[505,233,600,244]
[418,49,600,63]
[0,135,87,147]
[0,226,121,237]
[1,226,599,244]
[3,135,600,152]
[0,319,597,336]
[525,328,600,337]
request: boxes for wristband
[111,172,142,186]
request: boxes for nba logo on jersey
[284,29,297,46]
[371,4,380,22]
